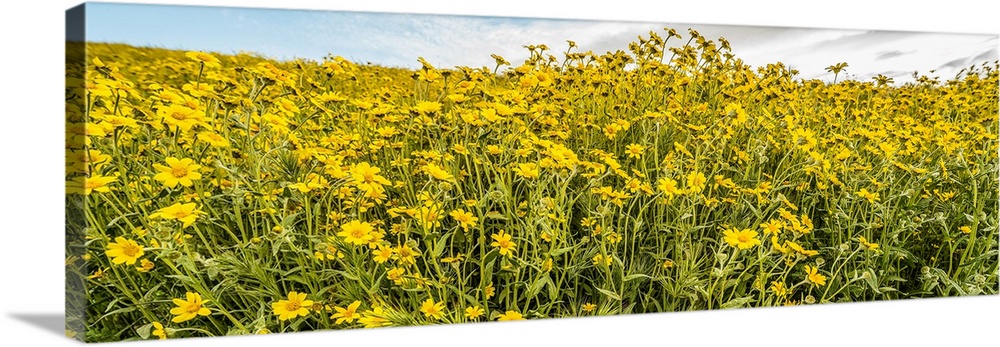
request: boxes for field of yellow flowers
[65,28,998,342]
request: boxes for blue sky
[84,2,998,82]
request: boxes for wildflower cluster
[66,28,998,342]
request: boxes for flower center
[284,301,301,311]
[738,234,750,243]
[122,244,140,257]
[350,228,366,239]
[171,111,188,121]
[186,303,202,314]
[172,166,188,178]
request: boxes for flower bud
[716,253,729,264]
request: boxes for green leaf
[721,296,754,309]
[549,245,575,257]
[103,297,122,313]
[105,213,140,230]
[883,275,908,283]
[333,270,361,282]
[446,284,479,304]
[367,272,384,295]
[526,275,552,299]
[135,323,152,339]
[226,328,248,336]
[596,287,621,301]
[432,232,452,259]
[284,274,310,286]
[546,277,559,300]
[165,274,195,287]
[480,257,496,287]
[484,211,507,220]
[623,273,651,282]
[96,306,136,324]
[863,269,880,293]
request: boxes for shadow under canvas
[9,313,66,337]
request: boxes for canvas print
[65,2,999,342]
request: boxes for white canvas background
[0,1,997,346]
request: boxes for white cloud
[296,13,664,69]
[89,4,996,83]
[290,12,996,83]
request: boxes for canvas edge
[66,2,89,343]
